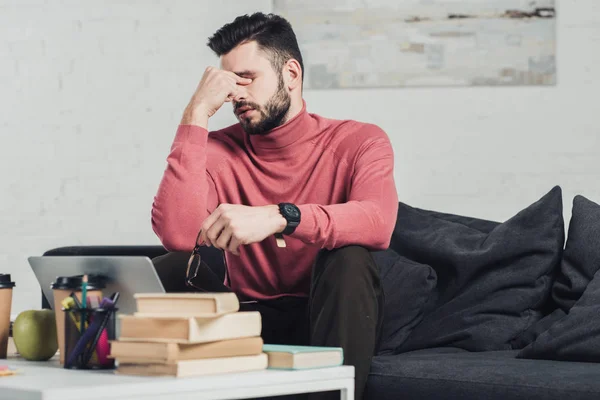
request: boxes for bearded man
[151,12,398,400]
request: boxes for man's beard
[235,75,291,136]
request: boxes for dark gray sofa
[368,349,600,400]
[40,186,600,399]
[365,186,600,400]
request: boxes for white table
[0,357,354,400]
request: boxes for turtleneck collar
[244,100,317,158]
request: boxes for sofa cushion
[518,267,600,362]
[512,195,600,349]
[552,195,600,311]
[509,308,566,350]
[372,249,437,355]
[390,186,565,352]
[366,348,600,400]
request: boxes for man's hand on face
[200,204,287,256]
[181,67,252,128]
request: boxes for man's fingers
[223,71,252,85]
[225,87,240,102]
[214,228,233,251]
[236,76,253,85]
[227,236,242,256]
[205,218,226,247]
[200,207,225,244]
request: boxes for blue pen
[82,295,118,366]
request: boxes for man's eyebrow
[234,70,256,78]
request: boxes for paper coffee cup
[51,275,105,364]
[0,274,16,359]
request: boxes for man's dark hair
[207,13,304,80]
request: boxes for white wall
[1,0,599,315]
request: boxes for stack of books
[110,293,267,377]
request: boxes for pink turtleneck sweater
[151,102,398,300]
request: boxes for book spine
[166,343,178,363]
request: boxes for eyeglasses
[185,230,233,293]
[185,230,206,291]
[185,230,258,305]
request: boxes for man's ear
[283,59,302,91]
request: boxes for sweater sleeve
[151,125,218,252]
[292,129,398,250]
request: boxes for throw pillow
[371,249,437,355]
[552,195,600,311]
[391,186,564,352]
[509,308,566,349]
[511,194,600,348]
[517,268,600,362]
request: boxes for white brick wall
[0,0,272,313]
[1,0,599,314]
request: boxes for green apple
[13,310,58,361]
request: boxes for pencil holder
[63,308,117,370]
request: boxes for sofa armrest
[43,245,168,259]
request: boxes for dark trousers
[153,245,384,400]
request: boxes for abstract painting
[273,0,556,89]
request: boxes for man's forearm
[180,105,210,129]
[292,199,397,250]
[290,135,398,250]
[153,66,251,251]
[151,124,217,251]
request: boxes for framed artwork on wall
[273,0,557,89]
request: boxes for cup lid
[0,274,15,289]
[50,274,106,290]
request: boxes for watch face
[284,204,299,218]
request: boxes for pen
[68,292,82,309]
[66,312,104,368]
[80,275,88,335]
[110,292,120,304]
[82,295,118,366]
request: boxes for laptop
[28,256,165,316]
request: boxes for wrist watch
[278,202,301,235]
